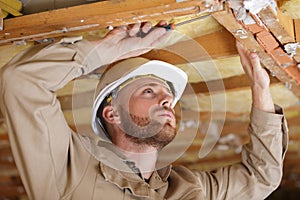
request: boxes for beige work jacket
[0,37,288,200]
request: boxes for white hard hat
[91,57,188,141]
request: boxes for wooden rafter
[212,4,300,98]
[0,0,224,45]
[143,27,238,63]
[0,8,3,31]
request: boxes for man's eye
[144,88,153,93]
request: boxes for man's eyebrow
[138,82,170,89]
[137,82,173,94]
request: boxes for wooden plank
[277,0,300,19]
[143,28,238,63]
[0,0,221,45]
[0,175,22,185]
[0,0,22,17]
[58,74,280,111]
[0,185,26,197]
[188,74,280,94]
[212,7,300,98]
[276,8,295,41]
[0,8,3,30]
[0,27,236,71]
[0,175,25,198]
[259,6,295,44]
[0,77,285,124]
[295,19,300,42]
[294,19,300,62]
[0,6,8,19]
[0,134,9,142]
[0,146,15,169]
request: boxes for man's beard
[116,105,177,149]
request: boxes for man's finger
[105,26,127,42]
[141,22,152,34]
[142,27,167,46]
[150,30,171,48]
[128,23,141,37]
[236,41,249,61]
[249,52,262,71]
[236,42,252,71]
[157,20,167,26]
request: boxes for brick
[256,30,279,52]
[270,47,295,68]
[284,64,300,85]
[247,24,265,34]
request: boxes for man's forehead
[129,77,168,86]
[121,76,171,91]
[115,76,171,96]
[108,76,173,103]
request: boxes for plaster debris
[284,43,300,57]
[229,0,275,25]
[234,29,248,39]
[229,0,243,11]
[243,0,269,14]
[13,40,27,46]
[229,0,277,15]
[236,7,247,21]
[242,14,256,25]
[107,25,114,31]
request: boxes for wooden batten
[143,27,238,63]
[259,6,295,44]
[295,19,300,42]
[276,8,295,41]
[0,0,222,45]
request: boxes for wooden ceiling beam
[0,75,283,124]
[0,0,221,45]
[143,27,238,63]
[56,74,280,111]
[26,74,278,112]
[187,74,280,94]
[2,113,299,142]
[295,19,300,42]
[212,5,300,98]
[0,185,26,198]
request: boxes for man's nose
[159,93,174,108]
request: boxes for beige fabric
[0,38,288,200]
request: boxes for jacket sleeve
[0,37,102,199]
[194,105,288,200]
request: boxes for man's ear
[102,105,120,124]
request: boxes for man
[0,21,288,199]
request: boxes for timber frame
[213,2,300,96]
[0,0,223,45]
[1,0,299,96]
[1,1,300,198]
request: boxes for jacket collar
[100,161,171,197]
[79,135,172,197]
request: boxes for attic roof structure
[0,0,300,199]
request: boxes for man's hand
[236,41,275,113]
[91,21,170,65]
